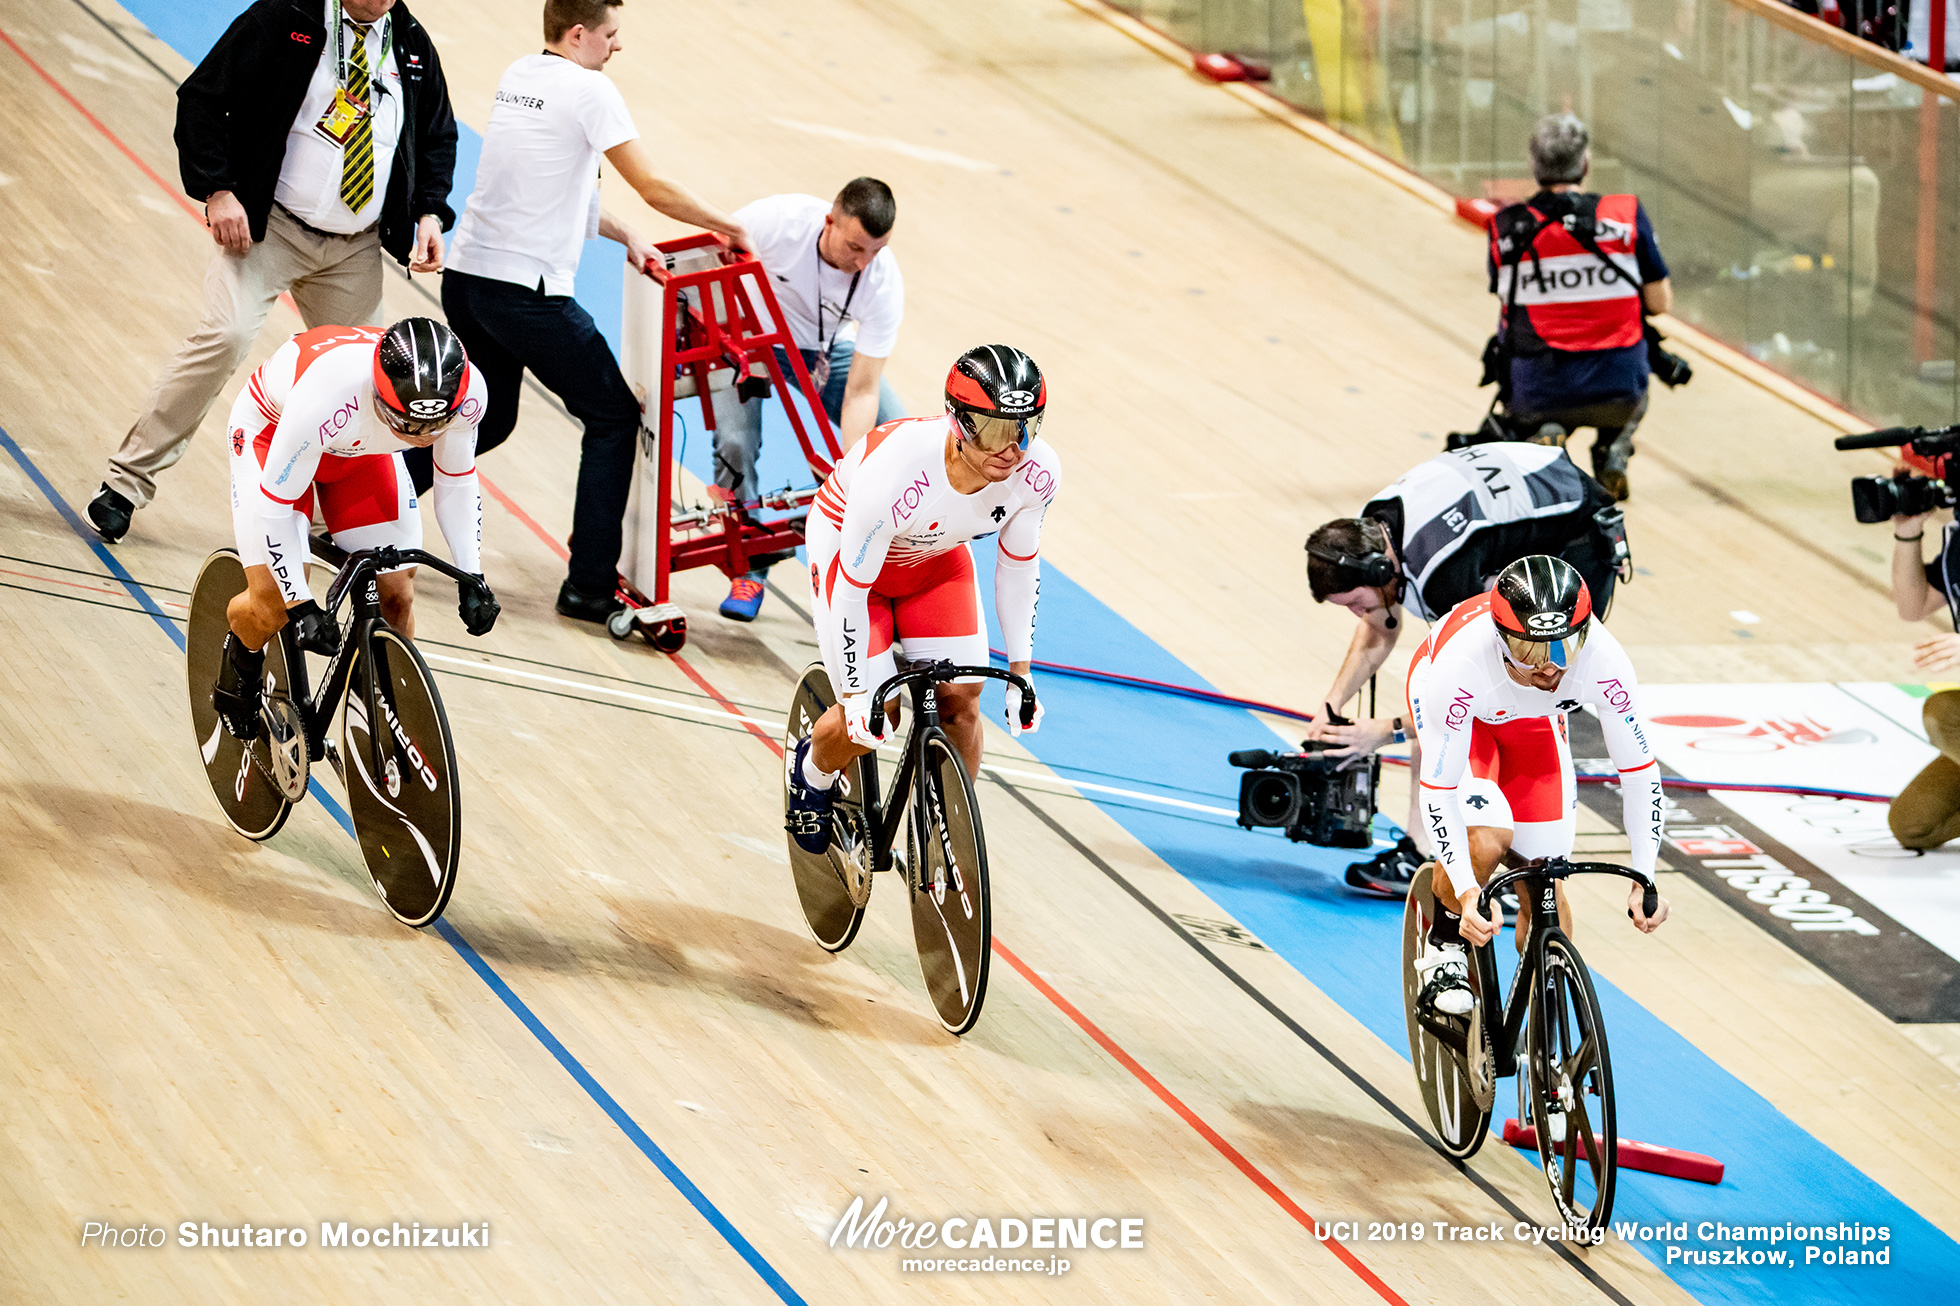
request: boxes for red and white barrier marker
[1192,52,1249,82]
[1502,1119,1725,1186]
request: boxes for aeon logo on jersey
[1018,459,1055,499]
[320,397,359,442]
[1597,678,1632,714]
[891,473,933,523]
[1444,688,1474,731]
[1649,713,1875,754]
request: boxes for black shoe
[211,634,264,740]
[87,484,134,542]
[1344,835,1423,898]
[555,580,624,624]
[1592,437,1632,502]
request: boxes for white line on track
[769,117,1000,171]
[420,652,1239,819]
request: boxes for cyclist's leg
[1490,715,1579,939]
[804,522,900,777]
[319,451,422,637]
[223,389,310,650]
[887,547,988,776]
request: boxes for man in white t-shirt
[415,0,748,623]
[710,180,905,623]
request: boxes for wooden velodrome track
[2,0,1957,1301]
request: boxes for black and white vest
[1363,444,1593,621]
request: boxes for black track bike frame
[1419,857,1658,1074]
[286,538,474,780]
[857,661,1035,878]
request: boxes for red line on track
[0,26,204,223]
[41,44,1406,1300]
[992,941,1408,1304]
[0,566,189,607]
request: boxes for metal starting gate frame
[615,233,842,651]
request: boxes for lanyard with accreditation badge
[810,229,861,390]
[312,0,392,147]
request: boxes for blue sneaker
[785,737,835,854]
[720,573,766,622]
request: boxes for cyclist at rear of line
[211,318,501,740]
[785,344,1058,854]
[1407,554,1670,1016]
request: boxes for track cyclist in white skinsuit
[210,318,502,740]
[1407,554,1670,1018]
[786,344,1058,854]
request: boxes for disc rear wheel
[1401,870,1493,1158]
[339,629,461,927]
[783,664,871,952]
[186,549,293,841]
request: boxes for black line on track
[0,578,186,619]
[0,551,191,594]
[66,0,178,84]
[987,772,1639,1306]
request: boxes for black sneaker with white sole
[1344,834,1423,898]
[88,484,134,542]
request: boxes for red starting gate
[614,233,840,651]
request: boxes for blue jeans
[710,338,906,504]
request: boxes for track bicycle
[187,539,473,928]
[783,660,1037,1035]
[1402,856,1659,1233]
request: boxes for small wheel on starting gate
[607,608,636,640]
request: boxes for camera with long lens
[1836,425,1960,522]
[1228,738,1380,849]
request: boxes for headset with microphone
[1306,519,1402,628]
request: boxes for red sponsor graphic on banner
[1650,713,1875,754]
[1666,824,1764,858]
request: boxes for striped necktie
[339,23,375,214]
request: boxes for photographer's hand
[1914,633,1960,672]
[1315,717,1396,757]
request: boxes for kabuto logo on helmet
[1526,612,1564,633]
[407,398,451,419]
[1000,389,1037,410]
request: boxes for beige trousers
[105,206,384,508]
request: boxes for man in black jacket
[88,0,458,542]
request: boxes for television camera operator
[1843,426,1960,850]
[1292,441,1626,896]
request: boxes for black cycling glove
[289,599,341,655]
[459,574,500,637]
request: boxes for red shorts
[824,546,981,657]
[252,422,405,534]
[1468,716,1568,823]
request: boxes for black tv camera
[1835,425,1960,522]
[1228,731,1380,850]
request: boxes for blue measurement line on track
[0,422,807,1305]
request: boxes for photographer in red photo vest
[1486,114,1678,502]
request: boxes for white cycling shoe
[1415,942,1475,1017]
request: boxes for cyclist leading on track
[212,317,501,739]
[785,344,1058,854]
[1407,554,1669,1017]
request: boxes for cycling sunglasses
[1500,626,1588,672]
[378,404,458,442]
[955,408,1041,453]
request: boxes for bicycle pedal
[322,738,344,784]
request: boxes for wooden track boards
[0,0,1952,1302]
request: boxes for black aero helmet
[945,345,1045,451]
[1489,554,1592,669]
[373,317,468,436]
